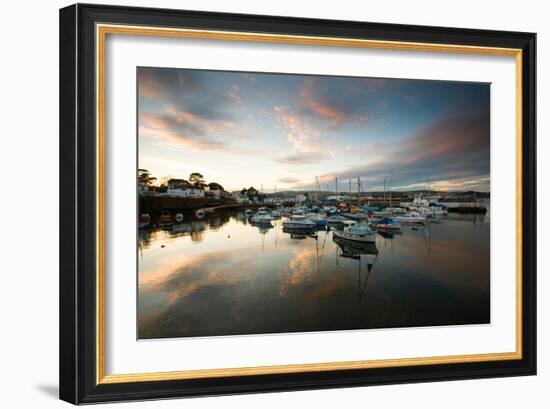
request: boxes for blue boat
[361,204,382,212]
[370,217,401,231]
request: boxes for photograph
[137,67,491,339]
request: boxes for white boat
[332,223,377,243]
[394,212,426,225]
[371,210,393,217]
[251,210,273,225]
[384,207,407,215]
[270,210,281,219]
[282,215,316,229]
[326,215,347,226]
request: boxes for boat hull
[332,229,376,243]
[282,222,316,229]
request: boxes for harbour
[138,200,490,339]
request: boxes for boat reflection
[333,236,379,302]
[252,222,274,235]
[282,227,318,240]
[333,235,379,260]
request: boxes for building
[165,179,205,198]
[232,191,250,204]
[206,186,222,199]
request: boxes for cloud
[318,106,490,191]
[276,151,330,165]
[298,79,348,123]
[138,67,245,152]
[296,78,371,128]
[276,176,302,184]
[138,105,235,151]
[273,105,332,164]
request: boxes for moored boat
[385,207,407,215]
[158,210,172,225]
[306,213,327,227]
[371,217,401,231]
[394,212,426,225]
[342,212,369,222]
[251,210,273,225]
[139,213,150,229]
[371,210,393,217]
[282,215,316,229]
[332,223,377,243]
[333,235,379,259]
[326,215,347,227]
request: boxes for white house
[232,192,250,204]
[165,179,205,198]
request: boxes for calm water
[138,207,490,339]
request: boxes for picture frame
[59,3,536,404]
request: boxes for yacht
[251,210,273,225]
[332,223,377,243]
[282,215,316,229]
[394,212,427,225]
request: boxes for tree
[189,172,206,188]
[208,182,224,191]
[138,169,156,188]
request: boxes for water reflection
[138,209,490,339]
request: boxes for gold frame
[95,23,523,385]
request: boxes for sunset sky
[138,67,490,193]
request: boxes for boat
[282,227,318,239]
[333,235,379,259]
[282,215,316,229]
[326,215,347,227]
[370,217,401,231]
[139,213,150,229]
[394,212,426,225]
[158,210,172,225]
[371,210,393,217]
[195,209,205,218]
[377,230,401,239]
[270,210,281,219]
[306,213,327,227]
[174,213,184,223]
[251,210,273,225]
[384,207,407,215]
[332,223,377,243]
[342,212,369,222]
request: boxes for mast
[357,176,361,207]
[389,171,393,207]
[335,177,338,194]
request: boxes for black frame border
[60,3,536,404]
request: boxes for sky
[138,67,490,193]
